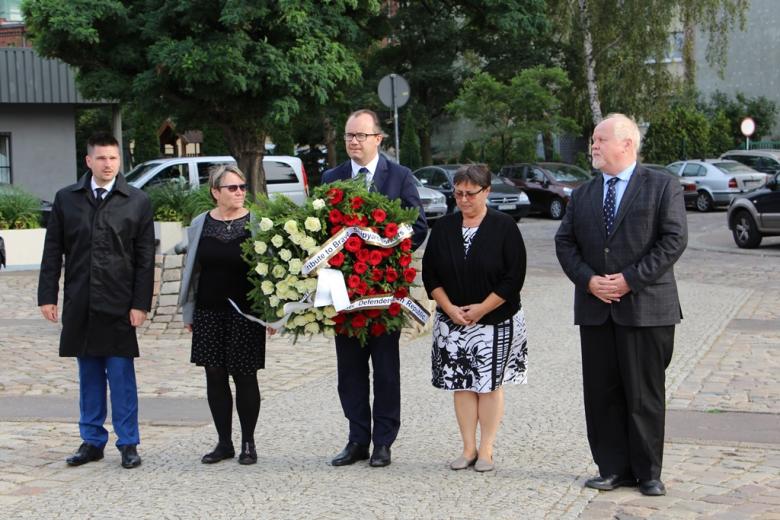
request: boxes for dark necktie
[358,167,370,188]
[95,187,107,202]
[603,177,619,235]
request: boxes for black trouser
[335,331,401,447]
[580,318,674,481]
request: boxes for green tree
[23,0,379,195]
[400,114,421,170]
[642,105,710,163]
[459,141,478,163]
[708,110,735,155]
[448,67,576,168]
[701,91,778,145]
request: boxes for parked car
[644,163,698,208]
[665,159,768,212]
[124,155,309,204]
[412,164,531,220]
[727,171,780,248]
[720,149,780,175]
[498,162,591,219]
[410,175,447,223]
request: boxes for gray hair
[453,163,491,189]
[604,113,641,153]
[208,163,245,201]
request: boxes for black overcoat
[37,173,155,357]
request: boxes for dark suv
[727,172,780,248]
[498,162,591,219]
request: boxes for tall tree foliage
[22,0,379,195]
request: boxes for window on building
[0,134,11,184]
[644,31,684,64]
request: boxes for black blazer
[422,209,526,325]
[322,154,428,249]
[555,164,688,327]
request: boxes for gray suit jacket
[555,164,688,327]
[177,212,207,326]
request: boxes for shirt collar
[91,176,117,194]
[602,162,636,184]
[351,154,380,178]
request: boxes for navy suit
[322,154,427,447]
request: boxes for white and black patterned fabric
[192,307,266,375]
[603,176,619,235]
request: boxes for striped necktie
[95,187,107,202]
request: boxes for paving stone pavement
[0,213,778,519]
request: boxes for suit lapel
[371,155,389,194]
[609,166,646,239]
[588,177,607,241]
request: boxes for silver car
[666,159,768,212]
[411,175,447,222]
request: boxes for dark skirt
[191,307,266,375]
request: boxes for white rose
[304,217,322,233]
[283,220,298,234]
[279,248,292,262]
[259,217,273,231]
[254,241,267,254]
[323,327,335,337]
[322,306,338,318]
[269,295,280,307]
[323,318,336,326]
[301,236,317,250]
[276,308,286,318]
[303,312,316,323]
[255,263,268,276]
[304,278,318,293]
[306,245,320,256]
[271,234,284,248]
[304,322,320,335]
[289,232,302,245]
[261,280,275,295]
[293,314,307,327]
[272,264,287,278]
[312,199,326,210]
[288,258,303,275]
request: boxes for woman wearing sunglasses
[178,164,266,465]
[422,163,528,472]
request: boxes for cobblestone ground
[0,212,778,519]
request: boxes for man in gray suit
[555,113,687,496]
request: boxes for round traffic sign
[740,117,756,137]
[378,74,410,108]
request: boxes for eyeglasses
[217,184,247,193]
[344,133,381,142]
[453,187,486,199]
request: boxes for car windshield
[124,161,163,182]
[542,164,590,182]
[714,162,757,174]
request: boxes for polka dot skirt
[191,308,266,375]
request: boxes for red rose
[351,196,364,210]
[378,247,392,258]
[357,281,368,295]
[354,261,368,274]
[388,302,401,316]
[400,238,412,252]
[394,287,408,299]
[399,255,412,267]
[333,314,346,325]
[359,215,369,227]
[403,267,417,283]
[330,224,343,235]
[327,188,344,205]
[368,250,383,266]
[329,252,345,267]
[329,208,343,224]
[370,322,386,336]
[366,309,382,319]
[384,222,399,238]
[347,274,361,288]
[385,267,399,283]
[357,248,370,262]
[351,313,367,328]
[371,269,384,282]
[344,236,362,253]
[371,208,387,224]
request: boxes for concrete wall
[695,0,780,138]
[0,103,77,201]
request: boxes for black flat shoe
[66,442,104,466]
[331,442,369,466]
[639,479,666,496]
[120,445,141,469]
[238,442,257,465]
[201,443,235,464]
[369,445,391,467]
[584,474,637,490]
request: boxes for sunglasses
[217,184,247,193]
[454,187,486,199]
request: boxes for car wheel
[548,198,564,220]
[695,191,713,212]
[732,210,762,249]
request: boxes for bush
[643,105,710,164]
[182,185,216,225]
[146,183,216,226]
[0,186,43,229]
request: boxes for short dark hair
[453,164,491,189]
[87,132,119,154]
[347,109,383,134]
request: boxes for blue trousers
[77,356,140,448]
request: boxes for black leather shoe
[331,442,370,466]
[119,445,141,469]
[639,479,666,496]
[238,442,257,465]
[66,442,104,466]
[369,445,391,467]
[201,443,235,464]
[584,474,637,490]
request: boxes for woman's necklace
[216,209,241,231]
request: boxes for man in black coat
[555,114,687,496]
[38,132,155,469]
[322,109,426,467]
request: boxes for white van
[124,155,309,205]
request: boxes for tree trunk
[323,116,338,168]
[577,0,603,126]
[420,122,432,166]
[224,126,267,197]
[543,131,555,160]
[682,7,696,90]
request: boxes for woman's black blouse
[422,209,526,325]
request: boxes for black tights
[205,367,260,446]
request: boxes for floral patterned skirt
[431,309,528,393]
